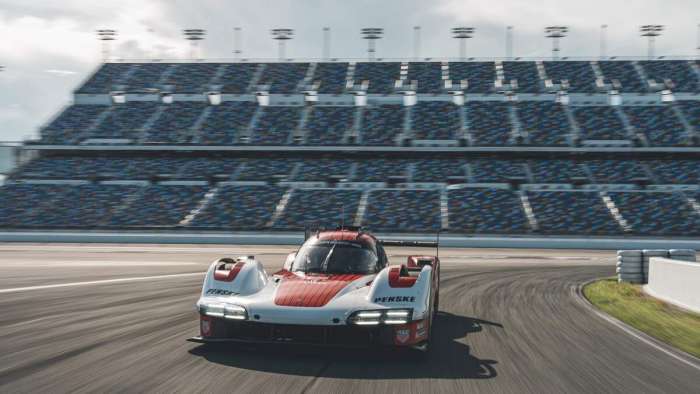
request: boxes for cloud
[0,0,699,142]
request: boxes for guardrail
[644,257,700,313]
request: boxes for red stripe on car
[388,265,418,288]
[213,261,245,282]
[275,274,362,307]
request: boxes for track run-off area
[0,243,698,393]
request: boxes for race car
[188,227,440,352]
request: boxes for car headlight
[348,309,413,325]
[199,302,248,320]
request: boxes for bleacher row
[1,155,698,235]
[11,156,700,184]
[77,60,700,95]
[39,101,700,146]
[2,182,699,236]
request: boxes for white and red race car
[188,227,440,352]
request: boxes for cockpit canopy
[291,238,379,275]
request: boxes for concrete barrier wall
[4,230,700,250]
[644,257,700,314]
[617,249,696,284]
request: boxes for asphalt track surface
[0,244,698,393]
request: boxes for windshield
[292,240,378,275]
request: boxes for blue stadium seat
[15,156,139,179]
[190,185,285,229]
[448,188,529,233]
[542,61,596,93]
[219,63,259,94]
[251,106,302,145]
[610,192,700,236]
[413,159,467,182]
[678,101,700,138]
[598,61,645,92]
[354,159,412,182]
[406,62,443,93]
[467,102,514,146]
[41,105,109,144]
[177,158,242,180]
[107,185,207,227]
[363,189,441,232]
[276,188,362,230]
[91,102,160,141]
[198,101,257,145]
[361,105,404,145]
[353,62,401,94]
[470,160,527,183]
[572,106,628,141]
[76,63,131,94]
[412,102,461,140]
[649,160,700,184]
[235,159,299,181]
[313,63,349,94]
[623,105,688,146]
[164,63,221,93]
[304,106,355,145]
[638,60,699,92]
[147,102,207,144]
[529,160,587,183]
[517,102,571,146]
[502,61,541,93]
[124,63,173,93]
[0,184,140,227]
[293,159,353,181]
[259,63,309,93]
[448,62,495,93]
[585,160,647,183]
[528,191,620,235]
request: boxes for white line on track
[0,260,201,267]
[0,272,205,294]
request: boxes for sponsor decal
[200,317,212,336]
[395,328,410,344]
[373,296,415,303]
[206,288,239,296]
[416,321,427,338]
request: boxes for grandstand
[2,58,700,237]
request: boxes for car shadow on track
[188,312,501,380]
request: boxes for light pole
[545,26,568,60]
[96,29,117,62]
[233,27,242,59]
[183,29,206,59]
[413,26,421,59]
[323,27,331,60]
[506,26,514,59]
[271,28,294,60]
[361,28,383,61]
[640,25,663,59]
[600,24,608,59]
[452,27,475,61]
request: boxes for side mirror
[283,252,296,271]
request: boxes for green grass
[584,278,700,358]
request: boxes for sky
[0,0,698,142]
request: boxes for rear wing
[380,240,438,248]
[381,231,441,258]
